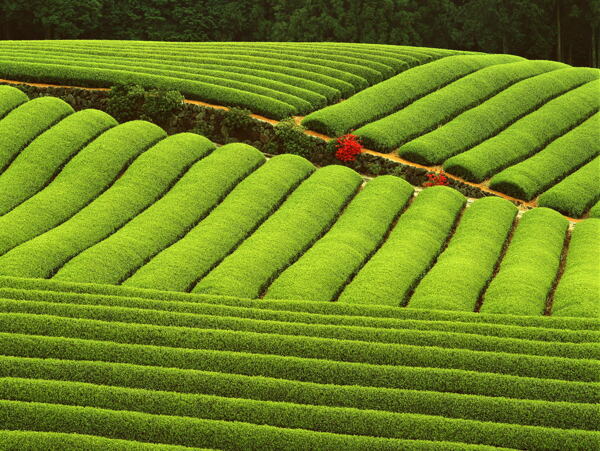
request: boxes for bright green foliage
[302,54,522,136]
[265,176,413,302]
[398,67,599,163]
[357,60,565,152]
[339,187,466,306]
[552,219,600,318]
[0,430,204,450]
[1,378,599,450]
[193,165,363,298]
[52,144,264,285]
[489,112,599,200]
[537,157,600,217]
[124,154,315,292]
[1,297,596,359]
[481,208,568,316]
[590,200,600,218]
[409,197,518,311]
[442,80,600,181]
[0,84,28,119]
[0,121,166,255]
[0,133,215,278]
[0,96,73,171]
[0,109,117,215]
[1,280,597,338]
[1,355,597,431]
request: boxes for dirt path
[0,77,583,222]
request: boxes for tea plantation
[0,42,598,450]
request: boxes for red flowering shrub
[423,171,450,187]
[335,134,363,162]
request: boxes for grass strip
[301,54,522,136]
[552,219,600,318]
[481,208,569,316]
[2,332,596,403]
[0,96,73,172]
[0,313,596,381]
[2,356,596,431]
[0,109,117,216]
[0,133,214,278]
[265,175,414,301]
[443,79,600,181]
[52,143,264,285]
[409,197,518,311]
[192,165,363,298]
[398,67,599,163]
[124,154,315,291]
[537,156,600,218]
[2,378,599,449]
[0,120,166,255]
[357,60,565,152]
[339,186,466,306]
[0,276,597,331]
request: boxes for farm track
[0,77,582,222]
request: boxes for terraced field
[0,40,460,119]
[0,45,599,450]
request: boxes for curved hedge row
[397,67,599,163]
[193,165,363,298]
[537,156,600,217]
[442,79,600,181]
[0,84,28,119]
[265,175,413,302]
[125,154,315,292]
[0,120,166,255]
[480,208,568,316]
[52,144,264,285]
[339,186,466,306]
[301,54,522,136]
[408,197,518,312]
[356,60,565,152]
[0,109,117,215]
[0,133,215,278]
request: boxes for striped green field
[0,49,599,449]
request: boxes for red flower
[335,134,363,162]
[423,171,450,187]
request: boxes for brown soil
[0,77,583,223]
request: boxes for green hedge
[2,332,596,402]
[1,275,597,331]
[0,133,215,278]
[0,60,298,119]
[552,219,600,318]
[409,197,518,311]
[1,286,597,343]
[537,156,600,217]
[0,313,596,381]
[0,120,166,255]
[52,143,264,285]
[0,109,116,215]
[0,400,509,451]
[442,79,600,182]
[397,67,599,164]
[0,96,73,172]
[339,186,466,306]
[193,165,363,298]
[480,208,568,315]
[125,154,315,291]
[0,84,28,119]
[301,54,522,136]
[590,199,600,218]
[2,378,599,450]
[265,175,413,301]
[2,356,596,431]
[357,60,565,152]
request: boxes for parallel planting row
[0,40,460,119]
[0,275,598,449]
[0,86,598,318]
[303,55,600,215]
